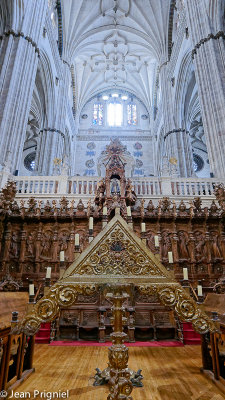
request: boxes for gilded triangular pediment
[64,215,173,283]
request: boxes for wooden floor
[16,344,224,400]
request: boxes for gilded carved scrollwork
[16,283,96,336]
[137,284,217,334]
[72,227,161,276]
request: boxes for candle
[154,235,159,247]
[75,233,79,246]
[127,206,131,217]
[29,284,34,296]
[46,267,51,279]
[141,223,146,233]
[103,206,107,216]
[168,251,173,263]
[183,267,188,280]
[89,217,93,230]
[197,285,203,296]
[60,250,64,262]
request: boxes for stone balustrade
[0,171,224,205]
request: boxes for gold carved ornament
[72,228,161,276]
[137,284,217,335]
[13,283,96,336]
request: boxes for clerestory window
[107,103,123,127]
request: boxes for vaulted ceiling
[62,0,171,114]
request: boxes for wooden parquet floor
[16,344,225,400]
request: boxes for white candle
[75,233,79,246]
[168,251,173,263]
[197,285,203,296]
[183,267,188,280]
[103,206,107,216]
[154,235,159,247]
[29,284,34,296]
[60,250,64,262]
[46,267,51,279]
[141,223,146,233]
[89,217,93,230]
[127,206,131,217]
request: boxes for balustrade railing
[0,173,223,200]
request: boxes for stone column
[0,0,47,174]
[185,0,225,177]
[35,128,65,175]
[160,63,194,177]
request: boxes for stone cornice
[164,128,186,140]
[0,30,40,56]
[77,135,153,141]
[192,31,225,59]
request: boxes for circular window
[24,152,36,171]
[193,154,204,172]
[81,114,88,119]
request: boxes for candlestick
[168,251,173,263]
[29,284,34,296]
[183,267,188,280]
[127,206,131,217]
[154,235,159,247]
[46,267,51,279]
[89,217,93,230]
[141,223,146,233]
[103,206,107,216]
[75,233,79,246]
[197,284,203,297]
[60,250,64,262]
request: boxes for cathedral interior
[0,1,225,399]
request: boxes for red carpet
[49,340,184,347]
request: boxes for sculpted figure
[178,231,189,259]
[195,232,207,261]
[161,231,171,258]
[211,233,221,259]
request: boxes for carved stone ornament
[15,215,217,336]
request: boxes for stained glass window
[127,104,137,125]
[107,103,123,126]
[93,103,103,125]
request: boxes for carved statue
[147,200,154,213]
[193,197,202,212]
[209,200,218,214]
[210,232,221,259]
[177,231,189,259]
[59,232,68,251]
[178,200,187,213]
[161,231,172,258]
[214,184,225,209]
[41,232,52,258]
[26,232,35,256]
[94,179,106,206]
[195,232,207,261]
[110,178,120,195]
[161,197,171,212]
[125,178,136,206]
[9,232,19,258]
